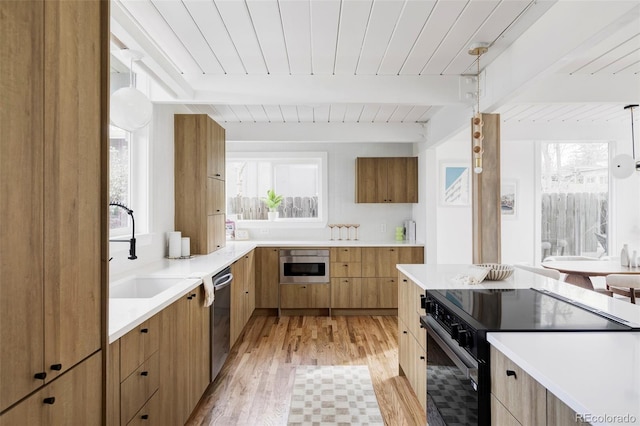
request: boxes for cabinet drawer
[126,390,161,426]
[280,284,330,309]
[490,346,546,425]
[121,352,160,425]
[331,278,362,308]
[330,262,362,278]
[120,315,160,381]
[330,247,361,263]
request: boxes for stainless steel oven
[279,249,330,283]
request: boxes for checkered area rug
[287,365,384,426]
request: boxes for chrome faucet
[109,202,137,260]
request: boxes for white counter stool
[605,274,640,304]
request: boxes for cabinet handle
[215,173,221,177]
[216,209,221,212]
[506,370,517,379]
[343,264,348,267]
[402,279,407,282]
[390,249,395,252]
[343,249,348,252]
[245,291,249,294]
[302,286,306,289]
[187,295,193,300]
[34,372,47,380]
[50,364,62,371]
[43,397,55,405]
[403,330,408,334]
[141,414,149,420]
[419,356,425,360]
[140,328,149,333]
[140,371,149,376]
[191,293,197,298]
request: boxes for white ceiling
[110,0,640,130]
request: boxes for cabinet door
[208,120,225,180]
[0,0,45,411]
[0,352,102,426]
[387,157,418,203]
[230,258,246,346]
[330,261,362,278]
[207,214,226,253]
[330,247,361,263]
[331,278,362,308]
[397,247,424,265]
[362,278,398,308]
[159,298,190,425]
[255,248,279,308]
[188,287,211,411]
[207,178,225,215]
[356,157,387,203]
[244,251,256,320]
[397,274,412,326]
[362,247,399,277]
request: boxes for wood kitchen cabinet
[362,247,424,278]
[175,114,226,254]
[397,273,427,411]
[355,157,418,203]
[256,247,280,309]
[158,287,211,425]
[362,278,398,308]
[280,284,330,309]
[231,251,256,346]
[0,352,102,426]
[331,278,363,308]
[1,0,106,415]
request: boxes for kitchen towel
[202,272,215,308]
[168,231,182,258]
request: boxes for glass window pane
[109,125,130,230]
[540,142,608,258]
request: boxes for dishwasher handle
[213,273,233,290]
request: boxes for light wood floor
[187,315,427,426]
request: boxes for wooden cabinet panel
[0,1,45,410]
[331,278,362,308]
[106,341,120,426]
[188,287,210,410]
[491,345,546,425]
[120,352,160,425]
[231,258,246,346]
[330,262,362,278]
[362,247,398,277]
[398,246,424,265]
[280,284,330,309]
[362,278,398,308]
[120,315,161,381]
[330,247,362,263]
[175,114,226,254]
[547,391,580,426]
[126,390,161,426]
[159,297,190,425]
[490,394,521,426]
[356,157,418,203]
[256,247,279,308]
[244,251,256,319]
[0,352,102,426]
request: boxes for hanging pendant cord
[631,106,636,160]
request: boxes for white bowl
[476,264,514,281]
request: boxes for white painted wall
[228,141,415,241]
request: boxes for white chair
[605,274,640,304]
[514,263,561,280]
[542,255,600,262]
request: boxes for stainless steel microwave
[279,249,330,284]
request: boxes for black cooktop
[427,288,637,332]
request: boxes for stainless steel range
[420,288,638,426]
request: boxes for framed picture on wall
[501,179,517,218]
[440,162,471,206]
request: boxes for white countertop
[109,240,423,342]
[397,263,640,425]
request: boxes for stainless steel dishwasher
[211,267,232,381]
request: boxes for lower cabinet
[331,278,362,308]
[490,345,583,426]
[280,284,330,309]
[231,251,256,346]
[362,278,398,308]
[255,247,279,309]
[108,285,210,426]
[0,351,102,426]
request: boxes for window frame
[226,151,328,229]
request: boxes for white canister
[181,237,191,257]
[168,231,182,258]
[621,244,629,267]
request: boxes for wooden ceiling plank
[280,105,299,123]
[313,105,331,123]
[334,0,372,75]
[388,105,414,123]
[279,0,312,74]
[329,104,347,122]
[343,104,365,122]
[184,0,247,74]
[297,105,314,122]
[215,0,268,74]
[246,1,290,74]
[245,105,269,122]
[355,1,405,75]
[310,0,341,75]
[359,104,381,123]
[373,105,399,123]
[262,105,285,123]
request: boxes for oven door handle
[425,315,478,379]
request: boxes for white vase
[621,244,629,266]
[267,211,279,221]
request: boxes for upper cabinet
[1,0,106,415]
[174,114,226,254]
[355,157,418,203]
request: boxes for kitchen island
[397,264,640,425]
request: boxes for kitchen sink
[109,276,184,299]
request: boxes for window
[540,142,609,259]
[109,125,131,235]
[226,152,327,227]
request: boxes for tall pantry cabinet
[174,114,226,254]
[0,0,108,423]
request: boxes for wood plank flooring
[187,315,426,426]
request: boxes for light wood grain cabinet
[397,274,427,411]
[231,251,256,346]
[331,278,363,308]
[0,0,106,414]
[280,284,330,309]
[175,114,226,254]
[355,157,418,203]
[0,352,102,426]
[362,247,424,278]
[256,248,279,308]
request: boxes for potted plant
[262,189,283,220]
